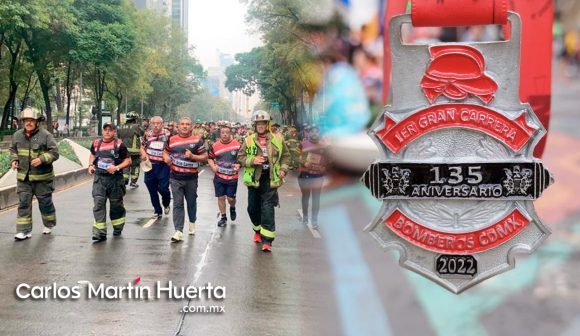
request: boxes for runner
[208,125,241,227]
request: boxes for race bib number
[97,158,113,170]
[217,167,235,175]
[146,148,163,157]
[149,141,164,150]
[173,158,199,168]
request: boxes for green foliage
[225,48,263,96]
[144,26,205,120]
[0,0,205,131]
[57,140,81,165]
[0,151,11,178]
[225,0,321,125]
[74,138,92,150]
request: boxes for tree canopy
[225,0,330,126]
[0,0,205,131]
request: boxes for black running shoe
[92,234,107,242]
[217,216,227,227]
[230,207,237,221]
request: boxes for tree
[0,2,26,128]
[225,0,322,126]
[19,0,77,131]
[72,0,136,132]
[0,0,205,132]
[146,25,204,120]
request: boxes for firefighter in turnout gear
[117,113,144,187]
[88,122,132,242]
[285,126,301,170]
[193,119,208,140]
[10,107,59,240]
[238,110,290,252]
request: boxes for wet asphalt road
[0,170,341,336]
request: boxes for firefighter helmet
[20,107,42,121]
[251,110,271,123]
[126,112,139,122]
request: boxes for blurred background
[1,1,580,335]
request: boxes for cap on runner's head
[103,122,117,130]
[20,107,43,121]
[251,110,271,123]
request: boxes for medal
[363,12,553,293]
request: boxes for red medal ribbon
[411,0,508,27]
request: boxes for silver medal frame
[365,13,552,293]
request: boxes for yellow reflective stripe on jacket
[23,172,55,181]
[243,133,284,188]
[128,134,140,153]
[42,153,53,164]
[269,134,284,187]
[111,218,125,226]
[260,228,276,239]
[17,217,33,225]
[243,135,259,187]
[17,149,40,158]
[93,222,106,230]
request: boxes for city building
[132,0,188,36]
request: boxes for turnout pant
[92,174,126,236]
[144,163,171,215]
[170,177,198,232]
[123,155,141,184]
[16,180,56,234]
[247,172,279,244]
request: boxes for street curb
[0,167,90,211]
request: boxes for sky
[188,0,262,68]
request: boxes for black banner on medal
[362,161,552,200]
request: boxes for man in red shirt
[163,117,207,242]
[140,116,172,219]
[208,125,241,227]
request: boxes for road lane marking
[143,218,158,228]
[297,208,321,239]
[309,225,322,239]
[174,225,218,335]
